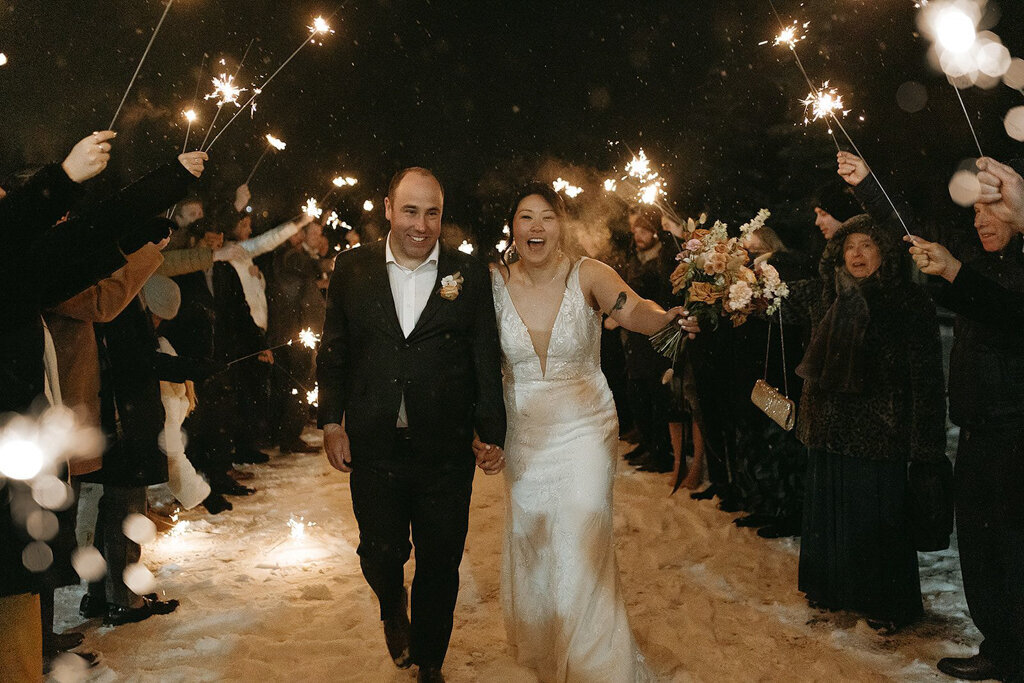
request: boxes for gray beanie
[141,274,181,321]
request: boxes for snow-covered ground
[53,436,979,682]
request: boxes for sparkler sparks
[762,21,809,49]
[603,178,617,192]
[306,385,319,407]
[309,16,335,36]
[302,198,323,219]
[552,178,584,198]
[625,149,654,181]
[297,328,321,349]
[332,176,358,187]
[183,109,198,123]
[288,515,315,540]
[458,240,475,254]
[0,53,9,67]
[266,134,287,150]
[205,73,246,107]
[363,200,374,212]
[801,83,848,124]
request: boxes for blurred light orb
[49,652,92,683]
[1004,58,1024,90]
[933,5,978,54]
[26,509,59,541]
[71,546,107,582]
[22,541,53,572]
[1005,107,1024,142]
[0,437,45,481]
[976,41,1011,78]
[122,513,157,545]
[31,474,72,510]
[949,170,982,206]
[896,81,929,113]
[123,563,157,595]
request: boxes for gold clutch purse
[751,309,796,432]
[751,379,795,431]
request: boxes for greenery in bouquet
[651,209,789,365]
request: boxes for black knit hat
[812,180,862,222]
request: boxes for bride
[476,183,698,682]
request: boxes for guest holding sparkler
[780,215,948,629]
[841,153,1024,679]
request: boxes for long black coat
[317,241,506,466]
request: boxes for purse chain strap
[762,306,790,398]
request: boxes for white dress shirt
[227,219,302,330]
[385,233,440,426]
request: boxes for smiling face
[842,232,882,279]
[973,202,1015,253]
[384,171,443,266]
[512,194,563,265]
[814,207,843,240]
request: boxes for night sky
[2,0,1022,253]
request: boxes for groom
[317,167,506,682]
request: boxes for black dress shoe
[79,593,106,619]
[417,665,445,683]
[623,444,648,462]
[201,492,233,514]
[734,513,776,528]
[104,595,179,626]
[209,471,256,496]
[232,447,271,464]
[717,497,742,513]
[937,654,1004,681]
[757,517,802,539]
[690,485,718,500]
[634,454,673,473]
[278,439,321,453]
[42,631,84,656]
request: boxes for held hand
[178,151,208,178]
[904,235,962,282]
[837,151,869,187]
[257,349,274,365]
[297,212,315,228]
[666,306,700,339]
[155,236,171,251]
[323,423,352,473]
[472,437,505,475]
[213,243,246,262]
[62,131,116,183]
[976,157,1024,232]
[234,183,251,213]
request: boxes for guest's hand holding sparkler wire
[905,235,962,282]
[234,183,251,213]
[177,151,208,178]
[837,152,870,187]
[62,131,116,183]
[976,157,1024,233]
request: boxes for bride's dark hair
[500,182,577,275]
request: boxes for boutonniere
[439,272,464,301]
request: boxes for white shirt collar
[385,231,440,270]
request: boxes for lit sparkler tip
[204,73,246,107]
[0,53,8,67]
[302,197,323,219]
[552,177,584,198]
[298,327,321,349]
[183,109,198,123]
[332,176,346,187]
[266,134,287,150]
[309,16,335,36]
[801,84,847,123]
[772,21,808,49]
[603,178,617,192]
[625,149,653,180]
[496,238,508,252]
[458,240,475,254]
[363,200,374,212]
[306,385,319,407]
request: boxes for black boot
[417,665,445,683]
[936,654,1004,681]
[104,595,179,626]
[383,588,411,669]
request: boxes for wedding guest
[782,214,948,629]
[839,152,1024,679]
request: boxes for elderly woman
[782,214,948,629]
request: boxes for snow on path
[55,439,979,682]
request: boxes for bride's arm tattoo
[610,291,627,313]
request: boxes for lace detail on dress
[492,258,652,683]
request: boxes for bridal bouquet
[651,209,789,366]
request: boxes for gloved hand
[120,217,174,254]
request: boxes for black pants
[626,375,672,463]
[349,434,474,668]
[88,485,147,609]
[956,425,1024,677]
[271,345,314,447]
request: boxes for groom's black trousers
[349,431,474,668]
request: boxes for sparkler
[800,83,846,153]
[245,133,287,184]
[363,200,374,212]
[302,197,323,219]
[458,240,475,254]
[603,178,617,192]
[109,0,175,129]
[552,178,584,198]
[0,53,7,67]
[333,176,358,187]
[306,385,319,407]
[226,327,321,366]
[298,327,321,349]
[197,39,257,151]
[205,14,337,152]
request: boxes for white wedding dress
[492,259,650,682]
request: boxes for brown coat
[43,245,164,475]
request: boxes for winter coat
[211,262,266,361]
[43,245,164,475]
[947,236,1024,427]
[783,217,947,463]
[268,242,326,345]
[226,220,302,330]
[157,245,214,277]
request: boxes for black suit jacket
[317,240,505,466]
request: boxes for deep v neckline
[502,267,573,379]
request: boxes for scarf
[795,270,873,394]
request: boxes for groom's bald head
[387,167,444,203]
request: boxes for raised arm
[239,215,311,258]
